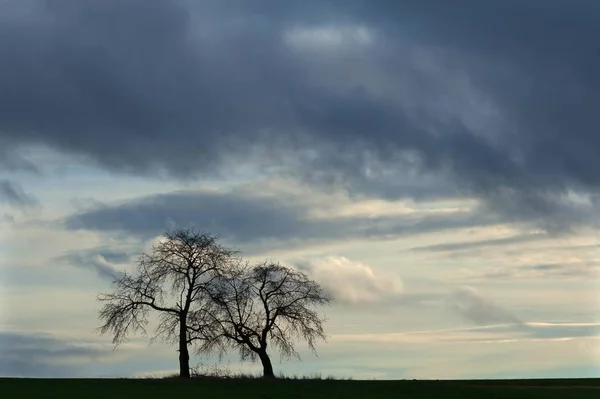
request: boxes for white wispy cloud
[295,256,403,304]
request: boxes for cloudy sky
[1,0,600,379]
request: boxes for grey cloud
[0,213,15,225]
[94,249,131,264]
[59,189,499,252]
[482,261,600,280]
[449,286,522,326]
[0,179,38,209]
[0,331,107,377]
[457,322,600,344]
[53,247,131,281]
[476,188,598,234]
[522,323,600,341]
[408,233,548,253]
[0,148,40,174]
[0,0,598,232]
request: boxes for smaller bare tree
[96,228,237,378]
[192,261,332,378]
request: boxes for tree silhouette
[192,261,331,378]
[96,228,237,378]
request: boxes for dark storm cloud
[0,0,308,177]
[0,331,106,377]
[355,0,600,228]
[1,0,599,230]
[60,189,498,250]
[0,179,38,209]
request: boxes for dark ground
[2,378,600,398]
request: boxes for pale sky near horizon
[1,0,600,379]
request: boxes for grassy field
[2,378,600,398]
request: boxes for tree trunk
[258,350,275,379]
[178,322,190,378]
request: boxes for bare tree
[192,261,332,378]
[96,228,238,378]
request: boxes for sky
[1,0,600,379]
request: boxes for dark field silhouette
[3,377,600,398]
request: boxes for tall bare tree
[96,228,237,378]
[192,261,332,378]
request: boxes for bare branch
[96,228,239,378]
[203,260,331,377]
